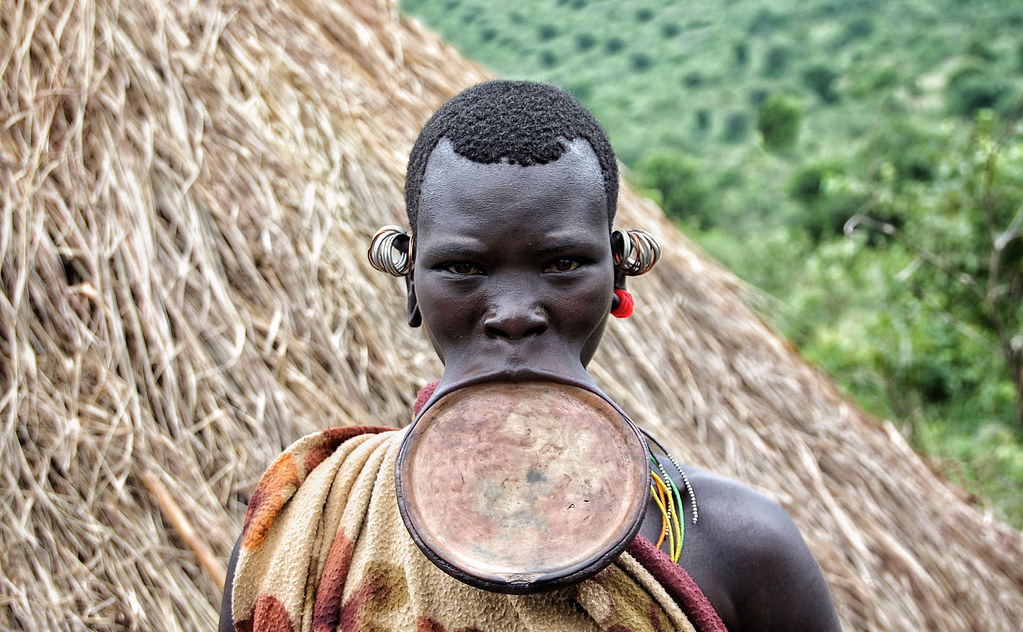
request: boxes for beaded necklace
[642,430,698,563]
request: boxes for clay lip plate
[396,380,649,593]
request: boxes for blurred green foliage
[400,0,1023,528]
[756,93,802,151]
[802,64,840,104]
[636,152,709,226]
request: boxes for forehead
[416,138,608,238]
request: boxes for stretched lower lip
[445,367,586,389]
[426,361,601,417]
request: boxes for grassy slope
[403,1,1018,160]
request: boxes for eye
[443,262,483,275]
[544,259,581,273]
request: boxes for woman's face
[411,138,614,386]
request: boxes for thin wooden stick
[141,471,227,591]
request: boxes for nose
[483,297,548,341]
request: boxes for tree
[762,44,790,77]
[789,160,871,242]
[803,64,840,104]
[848,107,1023,424]
[756,93,801,151]
[636,152,710,226]
[947,66,1012,118]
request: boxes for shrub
[796,194,872,243]
[722,111,750,143]
[756,93,801,151]
[537,23,559,42]
[605,36,625,54]
[787,161,876,242]
[839,16,874,45]
[748,8,784,36]
[695,109,711,131]
[789,162,840,203]
[733,42,749,67]
[965,37,997,62]
[802,64,840,103]
[635,8,654,23]
[851,65,899,96]
[762,45,790,77]
[630,52,653,72]
[865,120,940,184]
[947,68,1011,117]
[682,71,704,88]
[575,33,596,52]
[565,82,591,102]
[636,152,711,225]
[661,22,681,38]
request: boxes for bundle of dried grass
[1,1,1020,630]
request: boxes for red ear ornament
[611,289,634,318]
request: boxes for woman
[220,81,840,632]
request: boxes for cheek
[578,283,612,365]
[562,272,615,332]
[583,285,613,319]
[415,277,477,339]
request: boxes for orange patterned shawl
[230,425,724,632]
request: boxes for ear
[614,267,627,291]
[406,276,422,328]
[611,231,626,308]
[611,268,627,310]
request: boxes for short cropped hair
[405,80,619,231]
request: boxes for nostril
[484,323,510,340]
[483,314,548,341]
[523,323,547,338]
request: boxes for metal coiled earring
[612,229,660,276]
[368,225,413,277]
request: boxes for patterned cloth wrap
[231,425,726,632]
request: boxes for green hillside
[402,1,1020,161]
[400,0,1023,527]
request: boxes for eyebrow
[419,233,606,260]
[418,238,487,260]
[530,235,607,255]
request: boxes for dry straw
[1,1,1020,630]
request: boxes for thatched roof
[2,1,1021,629]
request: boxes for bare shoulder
[685,468,808,558]
[650,467,842,632]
